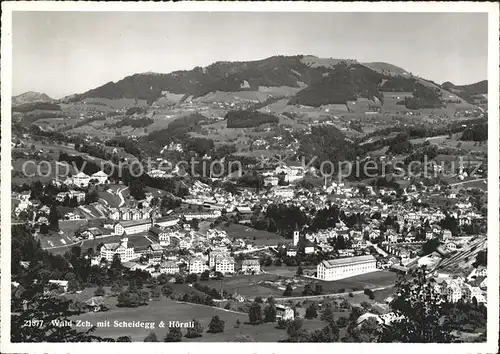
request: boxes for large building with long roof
[317,255,377,281]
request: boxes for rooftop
[320,255,376,268]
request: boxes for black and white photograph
[1,2,498,353]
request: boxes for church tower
[293,230,300,246]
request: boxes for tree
[175,274,184,284]
[264,304,277,323]
[185,319,204,338]
[161,284,173,298]
[185,273,198,284]
[302,284,314,296]
[48,203,59,230]
[305,304,318,319]
[67,279,80,293]
[379,267,456,342]
[94,286,105,297]
[164,327,182,342]
[207,315,225,333]
[355,317,383,342]
[320,306,335,324]
[144,332,159,342]
[283,283,293,297]
[117,336,132,342]
[140,290,150,305]
[309,322,340,342]
[200,270,210,281]
[111,254,122,269]
[111,282,122,296]
[11,266,105,342]
[151,285,161,301]
[296,266,304,276]
[315,284,324,295]
[254,296,263,303]
[40,224,49,234]
[235,319,241,328]
[336,316,348,328]
[286,318,308,341]
[248,302,263,324]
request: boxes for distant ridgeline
[62,55,446,109]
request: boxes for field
[217,224,287,247]
[69,298,324,342]
[199,274,284,298]
[310,271,398,294]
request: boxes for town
[8,9,492,345]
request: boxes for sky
[12,11,488,98]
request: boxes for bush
[348,292,354,298]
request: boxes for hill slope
[12,91,53,106]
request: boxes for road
[366,240,388,257]
[449,178,486,187]
[117,186,129,207]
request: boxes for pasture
[199,274,285,298]
[70,297,325,342]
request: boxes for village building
[189,257,207,274]
[241,259,260,274]
[215,256,235,274]
[90,171,108,185]
[160,260,179,274]
[149,226,170,246]
[100,237,135,262]
[145,243,164,264]
[72,172,91,188]
[275,304,295,320]
[317,255,377,281]
[114,219,152,236]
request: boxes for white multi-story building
[241,259,260,274]
[100,237,135,262]
[72,172,91,187]
[215,256,235,274]
[115,219,152,235]
[209,250,229,268]
[160,260,179,274]
[189,257,207,274]
[317,255,377,281]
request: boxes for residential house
[241,259,260,274]
[215,256,235,274]
[90,171,108,185]
[73,172,91,188]
[189,257,207,274]
[149,226,170,246]
[275,304,295,320]
[145,243,164,265]
[48,280,68,293]
[160,260,179,274]
[209,250,229,268]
